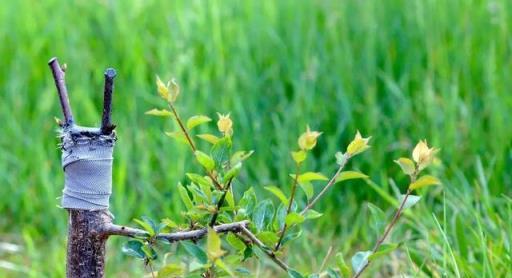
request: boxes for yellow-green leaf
[264,186,289,205]
[291,172,328,183]
[156,76,169,100]
[394,158,415,175]
[186,115,211,130]
[285,212,305,226]
[157,263,183,278]
[207,228,225,260]
[164,131,189,145]
[145,108,172,117]
[335,171,369,183]
[196,134,220,144]
[409,175,441,190]
[194,151,215,171]
[291,150,307,164]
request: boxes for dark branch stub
[101,68,117,135]
[48,57,74,126]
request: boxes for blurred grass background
[1,0,511,277]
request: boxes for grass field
[1,0,511,277]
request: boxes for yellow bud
[168,79,180,102]
[156,76,169,100]
[298,125,322,151]
[412,140,438,170]
[346,131,371,156]
[217,113,233,136]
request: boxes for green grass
[1,0,511,276]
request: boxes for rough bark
[66,209,112,278]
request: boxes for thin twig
[48,57,74,126]
[353,168,418,278]
[275,163,301,250]
[239,226,290,272]
[101,68,117,134]
[209,178,234,227]
[104,220,249,243]
[300,156,350,215]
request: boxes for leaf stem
[209,178,233,227]
[275,163,301,251]
[300,156,350,215]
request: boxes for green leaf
[291,150,307,164]
[142,244,158,261]
[264,186,289,205]
[304,209,323,220]
[367,203,386,236]
[181,241,207,264]
[257,231,279,246]
[122,240,145,259]
[252,199,274,232]
[161,218,177,229]
[226,233,245,251]
[210,137,232,167]
[145,108,172,117]
[230,150,254,165]
[164,131,189,145]
[225,190,235,210]
[285,212,305,226]
[335,171,368,183]
[178,184,194,210]
[394,157,415,175]
[299,181,314,200]
[215,258,235,277]
[186,115,211,130]
[335,252,352,277]
[239,188,257,216]
[288,269,305,278]
[399,194,421,210]
[194,150,216,171]
[207,228,225,260]
[409,175,441,190]
[158,263,184,278]
[293,172,329,183]
[133,218,155,236]
[351,251,372,273]
[197,133,220,144]
[326,268,341,278]
[368,243,399,260]
[224,163,242,181]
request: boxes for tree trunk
[66,210,112,278]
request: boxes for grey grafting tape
[60,126,116,210]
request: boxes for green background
[1,0,511,276]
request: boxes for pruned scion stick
[48,57,74,126]
[49,57,252,277]
[101,68,116,134]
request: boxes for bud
[298,125,322,151]
[217,113,233,136]
[168,79,180,102]
[412,140,438,170]
[156,76,169,100]
[346,131,371,156]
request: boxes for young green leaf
[351,251,372,273]
[368,243,399,260]
[145,108,172,117]
[399,194,421,210]
[224,163,242,181]
[409,175,441,190]
[291,150,307,164]
[335,152,347,166]
[207,228,226,260]
[299,181,314,200]
[257,231,280,246]
[394,158,415,176]
[304,209,323,220]
[196,134,221,144]
[178,184,194,210]
[215,258,235,277]
[288,269,305,278]
[133,218,155,236]
[335,171,368,183]
[164,131,189,145]
[264,186,289,205]
[186,115,212,130]
[181,241,207,264]
[226,233,246,251]
[157,263,184,278]
[285,212,305,226]
[230,150,254,165]
[292,172,328,183]
[194,150,216,171]
[335,252,352,278]
[252,199,274,232]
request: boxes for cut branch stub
[101,68,117,134]
[48,57,74,127]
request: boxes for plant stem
[48,57,74,126]
[300,156,350,215]
[239,226,290,272]
[209,178,233,227]
[275,163,301,251]
[101,68,117,135]
[168,103,223,190]
[353,169,418,278]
